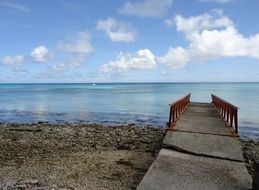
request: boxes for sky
[0,0,259,83]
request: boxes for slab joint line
[167,128,238,137]
[162,143,243,163]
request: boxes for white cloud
[52,64,66,72]
[49,64,66,77]
[119,0,173,18]
[199,0,232,3]
[58,31,93,67]
[158,10,259,68]
[164,17,175,27]
[175,10,233,34]
[30,46,51,63]
[156,47,189,68]
[58,32,93,55]
[37,64,67,78]
[101,49,156,72]
[38,31,93,78]
[0,1,30,12]
[1,55,24,71]
[1,55,24,66]
[97,18,137,42]
[165,9,232,29]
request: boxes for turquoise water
[0,83,259,137]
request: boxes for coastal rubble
[240,138,259,175]
[1,123,258,189]
[0,123,165,190]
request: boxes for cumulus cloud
[50,64,66,74]
[165,9,232,29]
[58,31,93,67]
[119,0,173,18]
[47,64,66,77]
[58,32,93,55]
[38,31,93,78]
[1,55,24,66]
[199,0,232,3]
[101,49,156,73]
[174,10,233,34]
[37,63,71,78]
[156,47,189,68]
[158,10,259,68]
[30,46,51,62]
[97,18,137,42]
[1,55,24,71]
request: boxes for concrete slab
[137,149,252,190]
[182,111,220,118]
[174,118,232,135]
[183,106,221,117]
[174,102,233,136]
[188,102,218,111]
[189,102,212,107]
[179,116,224,124]
[163,131,244,161]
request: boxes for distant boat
[92,83,96,86]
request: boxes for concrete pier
[137,102,252,190]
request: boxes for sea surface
[0,83,259,138]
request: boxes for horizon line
[1,81,259,84]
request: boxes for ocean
[0,83,259,138]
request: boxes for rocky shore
[0,123,165,190]
[1,122,259,189]
[240,138,259,175]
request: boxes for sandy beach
[0,123,259,189]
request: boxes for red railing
[168,93,191,128]
[211,94,239,134]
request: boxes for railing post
[168,106,172,128]
[230,108,233,128]
[234,110,238,134]
[173,105,176,121]
[223,103,225,117]
[226,104,229,121]
[253,160,259,190]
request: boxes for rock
[116,159,134,167]
[37,121,49,125]
[8,128,42,132]
[0,179,59,190]
[31,185,59,190]
[253,160,259,190]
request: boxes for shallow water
[0,83,259,137]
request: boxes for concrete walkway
[137,102,252,190]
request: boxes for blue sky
[0,0,259,83]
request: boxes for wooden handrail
[168,93,191,128]
[211,94,239,134]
